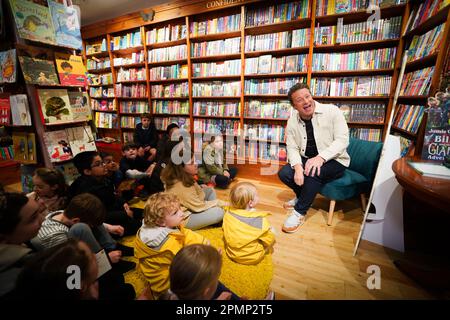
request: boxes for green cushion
[321,170,369,201]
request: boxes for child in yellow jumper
[223,182,275,265]
[134,192,209,299]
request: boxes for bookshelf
[391,0,450,157]
[3,0,96,175]
[81,0,449,171]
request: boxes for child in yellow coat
[134,192,209,299]
[223,182,275,265]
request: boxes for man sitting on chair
[278,83,350,233]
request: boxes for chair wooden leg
[327,200,336,226]
[360,194,367,212]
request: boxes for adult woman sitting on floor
[160,142,224,230]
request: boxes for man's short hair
[287,83,310,106]
[73,151,99,175]
[141,113,151,120]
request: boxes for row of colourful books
[151,83,189,98]
[245,100,292,119]
[88,73,113,86]
[117,68,146,82]
[91,99,116,112]
[399,67,435,96]
[150,64,188,81]
[148,45,187,62]
[239,141,287,163]
[120,101,149,114]
[315,0,406,17]
[314,16,402,45]
[405,0,449,34]
[190,14,241,37]
[113,51,145,67]
[87,57,110,71]
[114,84,147,98]
[153,100,189,114]
[192,60,241,77]
[349,128,382,142]
[191,38,241,57]
[244,29,310,52]
[244,124,286,143]
[146,24,187,44]
[393,104,425,134]
[10,0,82,49]
[245,0,309,27]
[89,87,115,98]
[193,101,240,117]
[153,117,190,131]
[336,103,385,123]
[245,77,304,95]
[111,30,142,51]
[193,119,241,135]
[86,39,107,55]
[310,76,392,96]
[312,47,396,71]
[245,54,308,74]
[193,81,241,97]
[0,94,31,126]
[407,23,444,62]
[94,112,118,129]
[120,116,141,128]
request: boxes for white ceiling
[73,0,171,26]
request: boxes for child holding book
[134,192,209,299]
[223,182,275,265]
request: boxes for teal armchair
[320,138,383,225]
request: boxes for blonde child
[134,192,209,299]
[223,182,275,265]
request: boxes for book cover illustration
[9,94,32,126]
[0,96,10,125]
[65,125,96,157]
[276,101,292,119]
[68,91,91,121]
[43,129,73,162]
[258,55,272,74]
[48,1,82,49]
[20,164,37,193]
[9,0,56,45]
[26,132,36,163]
[0,49,17,83]
[247,100,261,117]
[421,91,450,162]
[55,53,87,86]
[54,161,80,185]
[37,89,74,124]
[18,56,59,85]
[12,131,28,162]
[285,55,298,73]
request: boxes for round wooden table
[392,157,450,292]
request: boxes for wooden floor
[2,170,433,299]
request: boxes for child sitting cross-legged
[223,182,275,265]
[134,192,209,299]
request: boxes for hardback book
[357,78,371,96]
[258,55,272,74]
[43,129,73,162]
[12,131,28,163]
[9,94,32,126]
[55,53,87,86]
[48,1,82,49]
[20,164,36,193]
[247,100,261,117]
[285,55,298,73]
[18,56,59,85]
[65,125,96,157]
[37,89,74,124]
[54,161,80,185]
[26,132,36,163]
[276,101,292,119]
[0,96,10,125]
[9,0,56,45]
[0,49,17,83]
[68,91,91,121]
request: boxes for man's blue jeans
[278,158,346,216]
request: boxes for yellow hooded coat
[134,225,207,298]
[223,207,275,265]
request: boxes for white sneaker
[282,210,305,233]
[282,197,298,209]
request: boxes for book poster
[68,91,91,121]
[18,56,59,85]
[65,125,96,157]
[0,49,17,83]
[10,94,31,126]
[55,53,87,86]
[37,89,73,124]
[48,1,82,49]
[9,0,56,45]
[421,92,450,162]
[43,129,73,162]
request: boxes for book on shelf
[43,129,73,163]
[339,104,351,122]
[54,161,80,185]
[0,127,14,161]
[0,49,17,83]
[37,89,74,125]
[9,94,31,126]
[257,55,272,74]
[12,131,36,164]
[0,97,10,126]
[68,91,91,121]
[18,56,59,85]
[65,125,97,157]
[21,164,36,193]
[48,0,83,50]
[9,0,56,45]
[55,53,87,86]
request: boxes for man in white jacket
[278,83,350,233]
